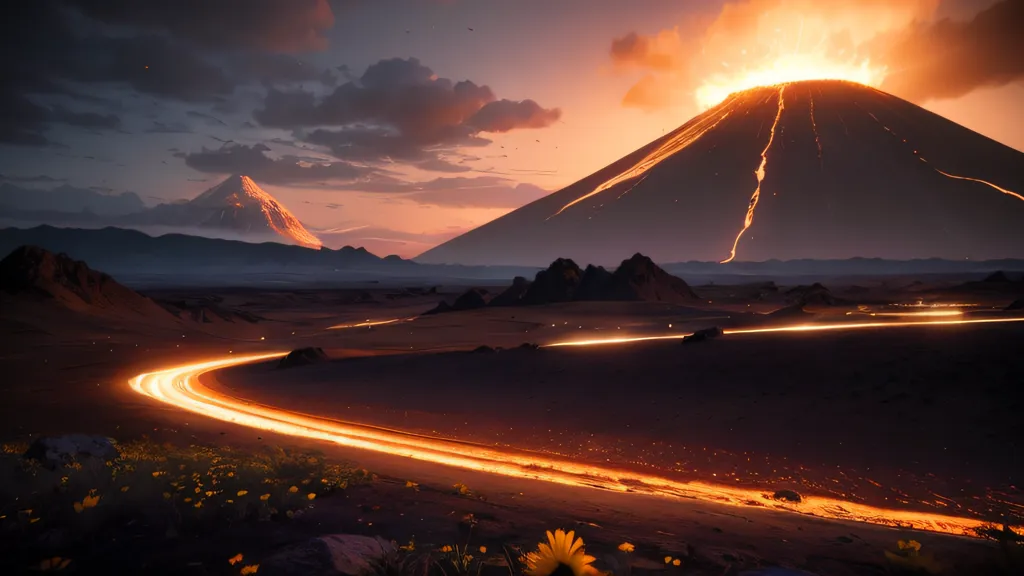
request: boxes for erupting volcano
[417,80,1024,266]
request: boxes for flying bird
[467,27,474,31]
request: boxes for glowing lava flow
[130,351,1011,537]
[546,316,1024,347]
[239,175,323,249]
[550,98,737,218]
[857,109,1024,205]
[721,85,787,263]
[809,92,823,168]
[932,169,1024,203]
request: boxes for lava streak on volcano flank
[417,80,1024,267]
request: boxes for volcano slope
[417,80,1024,266]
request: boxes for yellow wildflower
[306,493,316,500]
[205,491,214,497]
[479,546,487,554]
[260,493,270,501]
[240,564,259,575]
[184,497,192,503]
[617,543,634,553]
[288,486,299,494]
[406,481,419,489]
[237,490,249,496]
[120,486,130,493]
[228,553,243,565]
[162,492,171,499]
[664,557,673,564]
[441,545,453,553]
[672,559,681,566]
[524,530,599,576]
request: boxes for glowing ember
[721,85,786,263]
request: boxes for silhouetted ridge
[603,253,699,302]
[0,245,167,316]
[522,258,583,304]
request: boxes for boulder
[424,288,488,314]
[278,347,329,369]
[259,534,395,576]
[681,326,723,344]
[772,489,802,503]
[24,434,119,468]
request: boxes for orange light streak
[129,350,1015,537]
[550,99,737,218]
[327,318,408,330]
[931,169,1024,203]
[546,316,1024,347]
[721,85,786,263]
[869,310,963,318]
[809,92,823,167]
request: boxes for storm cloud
[184,143,371,185]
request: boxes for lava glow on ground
[129,315,1024,538]
[327,318,409,330]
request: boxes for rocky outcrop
[784,283,835,306]
[424,288,488,315]
[0,245,170,317]
[278,347,329,369]
[521,258,583,304]
[489,276,531,307]
[984,270,1011,283]
[500,254,697,306]
[682,326,723,344]
[603,253,699,302]
[575,265,613,301]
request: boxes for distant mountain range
[0,225,406,276]
[0,174,321,248]
[1,226,1020,289]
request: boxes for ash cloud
[874,0,1024,101]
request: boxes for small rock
[471,345,496,354]
[772,489,802,503]
[23,434,119,469]
[682,326,723,344]
[260,534,395,576]
[278,347,329,369]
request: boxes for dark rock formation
[984,270,1011,283]
[278,347,329,369]
[785,283,835,306]
[575,265,613,301]
[521,258,583,304]
[772,489,803,503]
[0,245,169,316]
[682,326,723,344]
[603,253,699,302]
[424,288,488,315]
[471,345,496,354]
[489,276,531,307]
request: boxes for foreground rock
[259,534,395,576]
[682,326,723,344]
[24,435,119,469]
[278,347,329,369]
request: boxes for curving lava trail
[721,85,787,264]
[129,315,1024,538]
